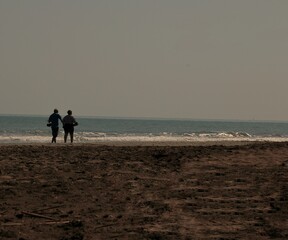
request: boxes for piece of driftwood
[1,222,23,226]
[137,176,171,181]
[34,205,65,213]
[21,211,58,221]
[37,220,71,225]
[1,221,71,226]
[109,234,125,238]
[94,223,117,229]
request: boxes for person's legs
[64,131,68,143]
[52,127,59,143]
[69,128,74,143]
[51,128,54,143]
[64,125,74,143]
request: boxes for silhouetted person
[48,109,62,143]
[63,110,78,143]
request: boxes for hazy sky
[1,0,288,120]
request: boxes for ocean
[0,115,288,144]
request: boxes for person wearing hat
[62,110,78,143]
[47,109,62,143]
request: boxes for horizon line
[0,113,287,123]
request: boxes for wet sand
[1,142,288,239]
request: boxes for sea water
[0,115,288,143]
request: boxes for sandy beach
[1,141,288,239]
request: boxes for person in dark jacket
[48,109,62,143]
[62,110,78,143]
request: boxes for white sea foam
[69,133,288,143]
[0,131,288,144]
[73,134,288,143]
[0,135,51,143]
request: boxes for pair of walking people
[48,109,78,143]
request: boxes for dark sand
[1,142,288,239]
